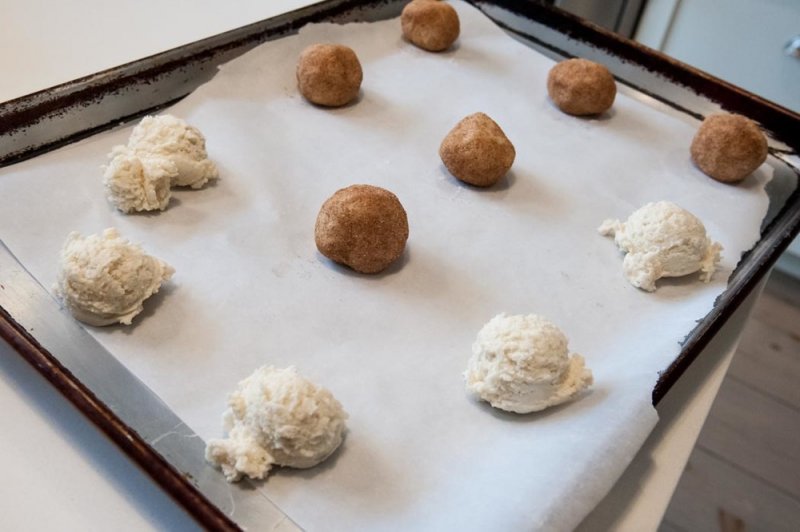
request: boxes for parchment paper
[0,2,771,530]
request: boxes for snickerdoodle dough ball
[296,44,363,107]
[401,0,460,52]
[690,113,768,183]
[547,58,616,116]
[439,112,516,187]
[315,185,409,274]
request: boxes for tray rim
[0,303,241,531]
[1,0,799,527]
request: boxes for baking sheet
[0,1,772,530]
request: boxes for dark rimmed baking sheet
[4,0,796,528]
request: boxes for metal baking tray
[1,0,798,528]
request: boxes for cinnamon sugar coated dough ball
[690,113,768,183]
[547,58,616,116]
[401,0,460,52]
[439,112,516,187]
[315,185,409,274]
[296,44,363,107]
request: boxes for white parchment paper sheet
[0,2,771,530]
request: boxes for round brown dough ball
[547,58,616,116]
[315,185,409,274]
[439,112,516,187]
[690,113,768,183]
[296,44,363,107]
[401,0,460,52]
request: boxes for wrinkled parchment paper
[0,2,771,530]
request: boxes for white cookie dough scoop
[54,228,174,326]
[465,314,593,414]
[599,201,722,292]
[206,366,348,482]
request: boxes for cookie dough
[547,58,616,116]
[205,366,348,482]
[598,201,722,292]
[401,0,460,52]
[54,228,174,326]
[315,184,409,274]
[690,113,768,183]
[439,112,516,187]
[103,146,175,213]
[126,114,219,189]
[465,314,593,414]
[296,44,363,107]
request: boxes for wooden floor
[660,270,800,532]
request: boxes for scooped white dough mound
[127,114,218,189]
[598,201,722,292]
[465,314,593,414]
[54,228,174,326]
[103,146,175,213]
[205,366,348,482]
